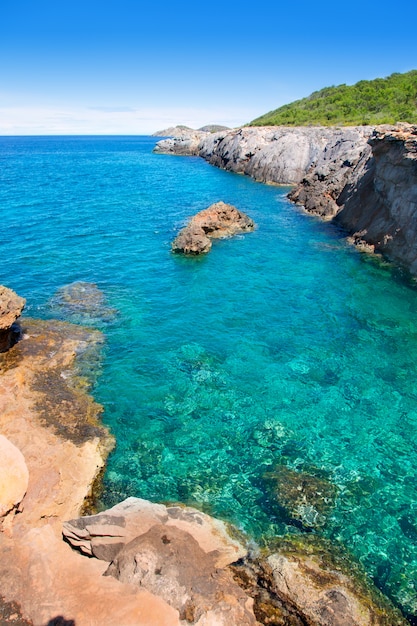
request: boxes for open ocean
[1,135,417,617]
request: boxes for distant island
[152,124,230,137]
[250,70,417,127]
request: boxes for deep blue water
[1,135,417,616]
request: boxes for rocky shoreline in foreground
[155,124,417,276]
[0,286,410,625]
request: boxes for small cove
[1,135,417,618]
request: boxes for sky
[1,0,417,135]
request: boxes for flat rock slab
[63,496,247,568]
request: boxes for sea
[1,135,417,618]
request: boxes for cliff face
[336,127,417,272]
[155,124,417,275]
[155,126,374,184]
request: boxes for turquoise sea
[1,135,417,619]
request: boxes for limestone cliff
[154,126,374,184]
[155,124,417,276]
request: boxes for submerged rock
[263,465,338,530]
[172,201,255,255]
[49,281,117,325]
[0,285,25,352]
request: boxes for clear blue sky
[1,0,416,134]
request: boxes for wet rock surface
[231,536,407,626]
[172,201,255,255]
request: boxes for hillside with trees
[250,71,417,126]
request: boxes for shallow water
[1,135,417,616]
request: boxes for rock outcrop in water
[0,285,25,352]
[156,124,417,276]
[172,201,255,255]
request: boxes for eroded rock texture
[105,524,257,625]
[0,285,25,352]
[172,201,255,255]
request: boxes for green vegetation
[250,71,417,127]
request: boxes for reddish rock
[105,524,257,625]
[63,496,247,568]
[172,201,255,255]
[0,286,25,352]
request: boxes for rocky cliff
[155,124,417,276]
[154,126,374,184]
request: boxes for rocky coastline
[154,124,417,276]
[0,286,409,625]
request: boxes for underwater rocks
[263,465,338,530]
[63,497,408,626]
[0,285,25,352]
[172,201,255,255]
[49,281,118,325]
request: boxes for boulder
[0,285,25,352]
[104,523,257,625]
[172,201,255,255]
[0,435,29,528]
[63,496,247,567]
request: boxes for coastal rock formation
[152,125,196,137]
[64,499,255,625]
[232,538,407,626]
[157,124,417,275]
[63,496,246,567]
[172,201,255,255]
[105,524,257,625]
[0,285,25,352]
[290,124,417,272]
[153,130,207,156]
[155,126,374,184]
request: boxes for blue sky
[1,0,416,134]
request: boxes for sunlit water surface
[1,136,417,616]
